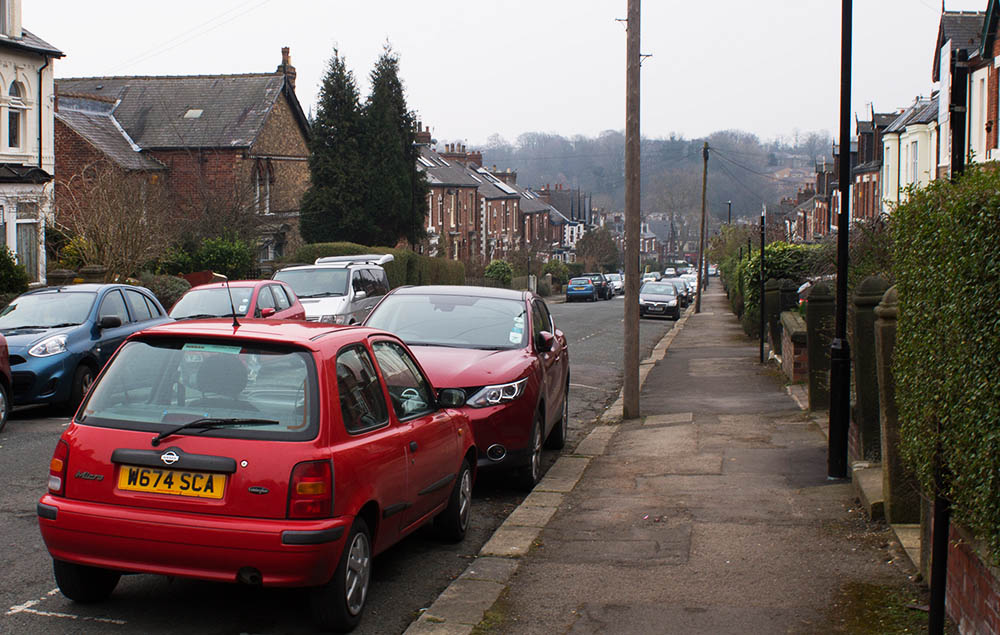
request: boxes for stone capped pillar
[851,276,889,461]
[806,282,834,410]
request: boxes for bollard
[875,286,919,524]
[851,276,889,461]
[806,282,835,410]
[764,279,781,355]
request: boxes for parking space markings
[6,589,127,625]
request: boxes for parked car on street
[639,281,681,320]
[0,333,10,432]
[170,280,304,321]
[663,267,676,277]
[581,272,613,300]
[641,271,662,283]
[664,277,692,307]
[0,284,170,411]
[565,277,598,302]
[273,254,392,325]
[605,272,624,295]
[364,286,569,490]
[37,318,474,632]
[708,264,718,276]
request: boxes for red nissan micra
[37,319,474,632]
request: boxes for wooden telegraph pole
[695,142,708,313]
[623,0,641,419]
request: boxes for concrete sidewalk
[408,288,917,634]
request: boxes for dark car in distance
[581,273,613,300]
[365,286,570,490]
[639,281,681,320]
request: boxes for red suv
[37,319,475,632]
[365,286,569,490]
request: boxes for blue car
[0,284,170,410]
[566,277,598,302]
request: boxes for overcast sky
[27,0,985,147]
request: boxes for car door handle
[409,441,418,452]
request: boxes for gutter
[38,55,49,168]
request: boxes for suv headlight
[29,335,67,357]
[638,298,647,305]
[320,315,347,324]
[466,378,528,408]
[668,299,677,306]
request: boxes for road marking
[6,588,127,625]
[569,383,603,391]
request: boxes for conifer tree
[299,50,367,243]
[362,44,428,246]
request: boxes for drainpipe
[37,55,50,169]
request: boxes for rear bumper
[37,495,349,587]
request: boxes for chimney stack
[277,47,297,90]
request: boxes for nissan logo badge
[161,450,180,465]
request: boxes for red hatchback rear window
[78,337,319,441]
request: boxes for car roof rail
[313,254,394,266]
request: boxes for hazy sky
[27,0,985,146]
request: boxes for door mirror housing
[98,315,122,330]
[353,290,367,301]
[437,388,466,408]
[536,331,555,352]
[259,307,276,318]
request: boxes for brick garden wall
[947,524,1000,635]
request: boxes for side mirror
[438,388,466,408]
[536,331,555,353]
[99,315,122,330]
[260,307,276,318]
[353,290,367,301]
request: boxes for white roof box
[313,254,394,266]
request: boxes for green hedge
[893,166,1000,561]
[738,242,822,336]
[292,242,464,288]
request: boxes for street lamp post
[727,200,732,224]
[759,205,766,364]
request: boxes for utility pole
[695,142,708,313]
[623,0,641,419]
[828,0,852,480]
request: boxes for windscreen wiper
[151,417,279,447]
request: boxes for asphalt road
[0,294,675,634]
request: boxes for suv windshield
[366,294,528,350]
[170,287,254,318]
[0,292,96,329]
[80,338,318,440]
[273,268,349,298]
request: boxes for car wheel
[516,411,544,491]
[310,517,372,632]
[68,364,96,414]
[0,381,9,434]
[435,460,472,542]
[53,559,120,603]
[544,385,569,450]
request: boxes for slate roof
[933,11,985,81]
[56,74,304,149]
[0,28,63,57]
[56,107,166,171]
[417,146,482,187]
[883,98,937,134]
[874,112,898,128]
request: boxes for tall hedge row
[893,166,1000,560]
[736,242,822,336]
[292,242,465,288]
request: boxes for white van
[273,254,392,324]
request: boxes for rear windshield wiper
[151,417,279,447]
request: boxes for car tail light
[48,440,69,495]
[288,460,333,519]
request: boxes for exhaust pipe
[237,567,262,585]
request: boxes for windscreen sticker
[510,315,525,344]
[182,343,241,355]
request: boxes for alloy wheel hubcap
[458,470,472,530]
[344,532,371,616]
[531,423,542,480]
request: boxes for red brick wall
[946,524,1000,635]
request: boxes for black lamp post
[759,205,766,364]
[727,200,732,224]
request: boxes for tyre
[544,385,569,450]
[0,380,9,434]
[310,517,372,633]
[435,460,472,542]
[53,559,120,603]
[516,411,544,491]
[67,364,96,414]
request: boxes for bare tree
[56,163,181,280]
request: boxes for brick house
[852,109,897,221]
[0,0,61,283]
[54,48,310,265]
